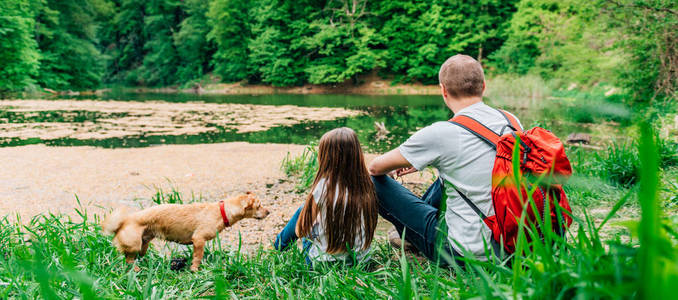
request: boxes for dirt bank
[196,80,440,95]
[112,74,440,96]
[0,142,434,252]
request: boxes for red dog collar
[219,201,230,227]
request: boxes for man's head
[438,54,485,103]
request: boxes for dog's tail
[101,208,131,235]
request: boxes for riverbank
[34,76,441,97]
[0,142,433,252]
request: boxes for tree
[104,0,147,84]
[34,0,113,90]
[377,0,518,84]
[600,0,677,103]
[174,0,215,83]
[207,0,251,82]
[0,0,40,92]
[490,0,623,86]
[138,0,184,86]
[301,0,386,84]
[247,0,312,86]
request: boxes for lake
[0,90,594,153]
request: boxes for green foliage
[657,136,678,168]
[490,0,623,86]
[591,133,678,187]
[1,0,674,102]
[600,0,677,103]
[174,0,215,83]
[136,0,183,86]
[104,0,147,84]
[0,0,40,93]
[34,0,113,90]
[1,0,522,90]
[281,144,318,192]
[593,142,639,187]
[246,0,309,86]
[550,87,632,124]
[377,0,518,84]
[207,0,251,82]
[151,184,203,205]
[491,0,676,104]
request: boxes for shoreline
[0,142,433,252]
[34,77,441,97]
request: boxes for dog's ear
[241,194,256,208]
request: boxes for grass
[281,144,318,192]
[1,84,677,298]
[584,134,678,187]
[149,179,204,205]
[1,122,674,299]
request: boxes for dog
[102,192,269,271]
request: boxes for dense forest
[0,0,675,102]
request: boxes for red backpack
[449,109,573,254]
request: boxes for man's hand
[368,149,414,176]
[395,167,418,177]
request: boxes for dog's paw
[133,265,141,272]
[170,257,187,271]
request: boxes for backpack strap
[496,109,523,131]
[447,109,521,222]
[449,115,500,149]
[447,115,497,219]
[450,184,487,220]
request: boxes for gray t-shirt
[399,102,521,259]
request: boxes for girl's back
[275,127,377,265]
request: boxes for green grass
[281,144,318,192]
[1,124,677,298]
[582,133,678,188]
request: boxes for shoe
[388,228,416,252]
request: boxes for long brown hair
[296,127,378,254]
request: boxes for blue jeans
[371,175,459,264]
[274,205,312,263]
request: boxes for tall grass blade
[637,122,663,299]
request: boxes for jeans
[274,205,312,263]
[371,175,459,265]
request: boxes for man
[368,54,521,264]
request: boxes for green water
[62,89,443,107]
[1,91,591,152]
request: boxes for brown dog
[102,192,269,271]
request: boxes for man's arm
[368,148,415,176]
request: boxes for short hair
[438,54,485,98]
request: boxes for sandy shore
[0,142,434,252]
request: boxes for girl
[274,127,378,264]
